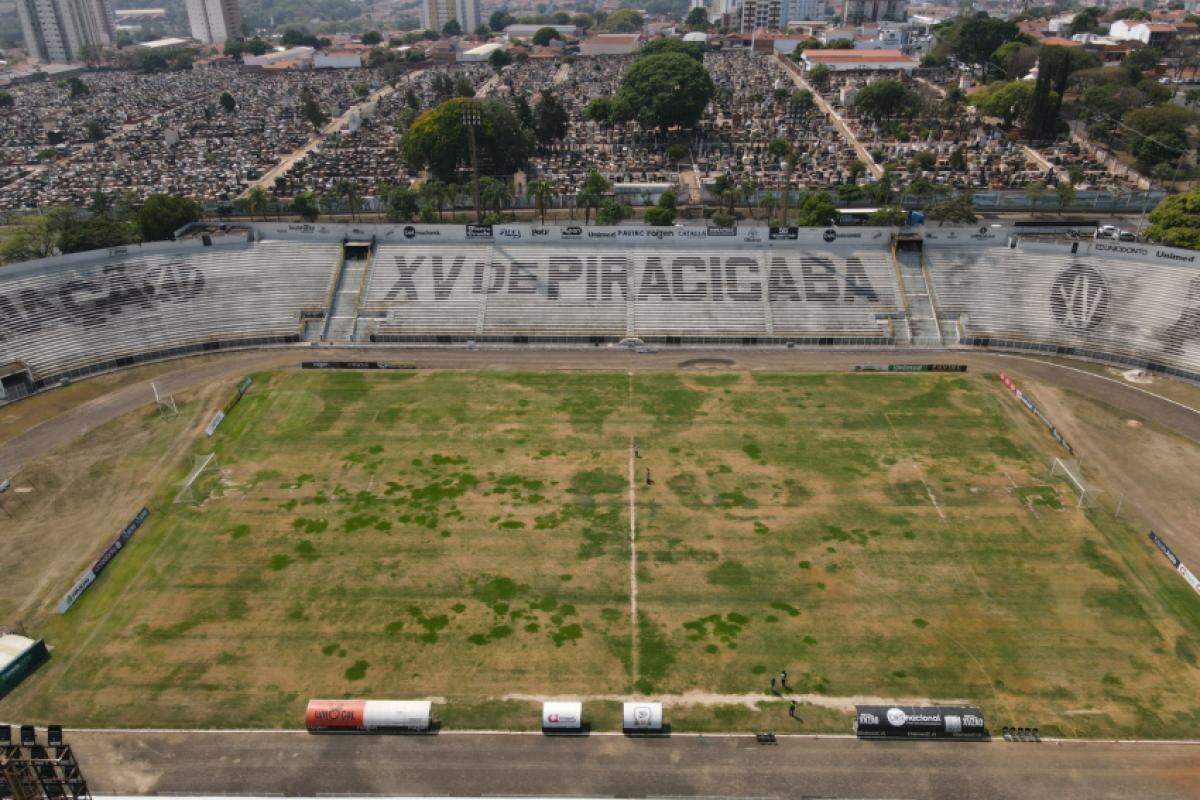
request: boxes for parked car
[1118,231,1138,242]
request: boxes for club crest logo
[823,229,838,243]
[1051,264,1108,331]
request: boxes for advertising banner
[998,373,1073,454]
[854,705,987,739]
[1147,531,1200,597]
[56,570,96,614]
[259,222,902,248]
[886,364,968,373]
[301,361,416,370]
[58,507,150,613]
[204,409,226,436]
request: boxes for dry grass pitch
[3,368,1199,736]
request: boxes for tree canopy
[604,9,644,32]
[640,38,705,62]
[685,6,709,28]
[968,79,1036,127]
[1145,187,1200,250]
[533,90,569,144]
[137,193,201,241]
[853,79,919,121]
[532,26,561,46]
[401,97,532,182]
[611,52,714,130]
[945,13,1020,66]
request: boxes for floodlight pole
[463,100,483,224]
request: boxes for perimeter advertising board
[57,507,151,613]
[1148,531,1200,597]
[854,705,987,739]
[255,223,900,247]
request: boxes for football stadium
[2,222,1200,794]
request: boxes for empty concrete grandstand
[925,232,1200,381]
[3,221,1200,400]
[0,235,340,399]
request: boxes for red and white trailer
[305,699,432,732]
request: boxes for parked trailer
[622,702,664,733]
[305,699,432,732]
[854,705,986,740]
[541,701,584,732]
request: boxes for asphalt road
[67,730,1200,799]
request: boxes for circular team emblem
[886,707,907,727]
[823,229,837,243]
[403,225,417,239]
[1051,264,1109,331]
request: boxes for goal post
[1048,458,1099,509]
[175,453,219,505]
[152,381,178,418]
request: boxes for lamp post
[462,100,483,224]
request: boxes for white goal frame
[1048,458,1099,509]
[152,382,178,418]
[175,453,218,504]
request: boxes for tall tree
[525,178,556,224]
[137,193,201,241]
[611,52,715,131]
[533,91,569,144]
[401,97,532,183]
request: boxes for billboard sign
[854,705,986,739]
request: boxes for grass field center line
[626,369,639,684]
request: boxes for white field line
[1002,354,1200,423]
[883,411,945,521]
[7,721,1200,745]
[627,370,639,682]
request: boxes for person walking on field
[781,669,789,690]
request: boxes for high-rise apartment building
[740,0,782,32]
[185,0,241,45]
[421,0,481,34]
[16,0,116,62]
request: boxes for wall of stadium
[3,224,1200,404]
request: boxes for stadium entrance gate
[0,365,34,402]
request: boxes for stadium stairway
[895,244,943,347]
[323,242,373,342]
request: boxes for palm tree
[739,176,758,221]
[577,170,611,225]
[334,179,361,221]
[245,186,268,220]
[479,176,512,216]
[526,178,555,224]
[420,179,449,221]
[759,193,778,226]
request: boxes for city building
[578,33,641,55]
[185,0,241,45]
[784,0,827,25]
[502,24,577,41]
[16,0,116,62]
[801,47,918,71]
[420,0,481,34]
[457,41,503,62]
[740,0,783,33]
[842,0,906,24]
[1109,20,1178,48]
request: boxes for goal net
[1048,458,1099,509]
[175,453,219,505]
